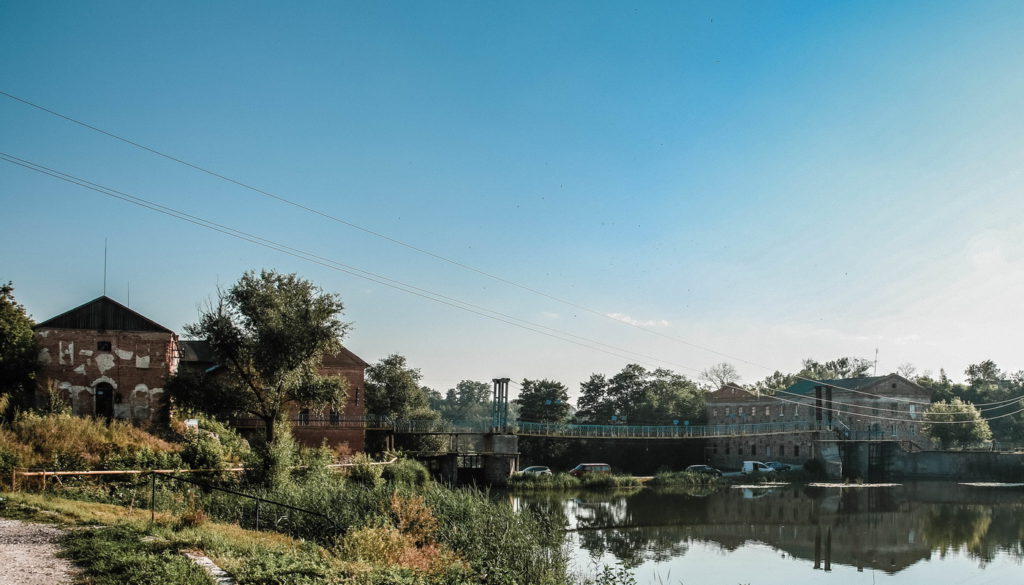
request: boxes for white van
[742,461,775,474]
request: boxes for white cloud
[606,312,671,328]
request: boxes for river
[514,481,1024,585]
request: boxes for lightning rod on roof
[874,348,879,376]
[103,238,107,296]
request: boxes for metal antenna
[874,348,879,376]
[103,238,108,296]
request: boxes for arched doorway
[94,382,114,420]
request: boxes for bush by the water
[381,457,430,486]
[508,472,641,491]
[647,470,720,488]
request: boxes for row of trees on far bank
[3,271,1022,461]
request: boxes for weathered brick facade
[34,297,178,424]
[289,347,369,452]
[705,375,931,468]
[34,296,371,452]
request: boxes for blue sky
[2,1,1023,395]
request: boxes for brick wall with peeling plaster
[35,328,178,423]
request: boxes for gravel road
[0,519,77,585]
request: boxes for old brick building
[34,296,178,423]
[34,295,370,451]
[179,341,370,452]
[705,375,931,467]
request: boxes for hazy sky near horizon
[2,1,1023,397]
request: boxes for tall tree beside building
[515,379,571,422]
[0,282,39,419]
[167,270,350,444]
[922,398,992,449]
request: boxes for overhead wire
[0,90,774,371]
[0,152,711,374]
[7,151,1024,426]
[754,391,1024,425]
[5,92,1024,417]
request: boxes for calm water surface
[514,482,1024,585]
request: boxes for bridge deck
[229,417,829,439]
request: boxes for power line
[758,391,1024,425]
[771,387,1023,415]
[0,90,776,371]
[0,152,712,374]
[6,91,1022,407]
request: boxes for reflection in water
[515,483,1024,580]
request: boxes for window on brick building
[725,407,731,417]
[739,407,745,416]
[330,410,340,425]
[751,445,756,456]
[779,406,784,417]
[97,341,111,351]
[713,408,718,418]
[298,408,310,425]
[738,446,743,456]
[779,445,785,456]
[765,406,771,416]
[794,445,800,457]
[725,445,730,455]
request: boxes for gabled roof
[178,340,368,369]
[322,347,370,369]
[782,375,891,396]
[179,340,214,363]
[34,296,174,334]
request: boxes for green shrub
[382,458,430,486]
[246,420,298,489]
[348,453,384,488]
[647,471,719,488]
[507,472,580,491]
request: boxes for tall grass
[509,472,642,491]
[0,412,180,471]
[646,471,721,488]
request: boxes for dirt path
[0,519,77,585]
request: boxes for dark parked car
[519,466,552,476]
[569,463,611,477]
[765,461,792,472]
[684,464,722,476]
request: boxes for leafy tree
[167,270,350,444]
[800,357,872,380]
[922,398,993,449]
[574,364,704,425]
[698,362,740,391]
[515,378,571,422]
[434,380,492,423]
[363,353,444,452]
[0,282,40,418]
[965,360,1001,386]
[752,356,872,394]
[364,354,431,418]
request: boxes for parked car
[519,466,552,476]
[684,464,722,477]
[765,461,791,472]
[741,461,776,474]
[569,463,612,477]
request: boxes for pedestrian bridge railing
[229,416,828,439]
